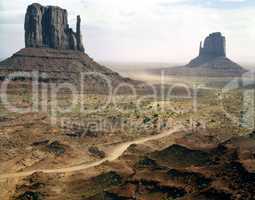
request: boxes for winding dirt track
[0,127,182,180]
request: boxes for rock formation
[153,32,247,77]
[24,3,84,52]
[0,3,138,91]
[199,32,226,58]
[187,32,228,68]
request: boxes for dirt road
[0,127,182,180]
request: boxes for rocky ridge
[11,131,255,200]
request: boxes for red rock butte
[0,3,137,91]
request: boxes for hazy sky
[0,0,255,63]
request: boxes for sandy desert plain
[0,66,254,199]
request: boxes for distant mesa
[153,32,247,77]
[188,32,226,67]
[0,3,135,90]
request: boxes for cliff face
[24,3,84,52]
[199,32,226,57]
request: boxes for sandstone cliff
[199,32,226,58]
[25,3,84,52]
